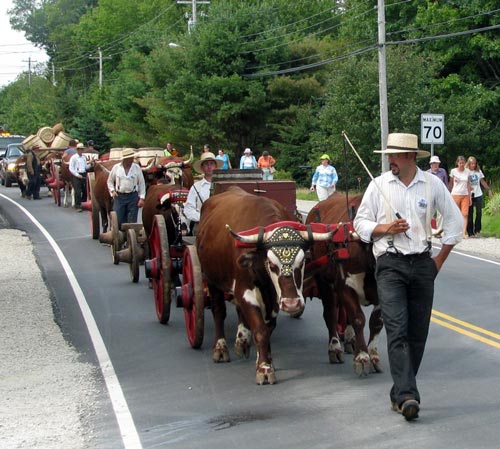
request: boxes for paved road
[1,185,500,449]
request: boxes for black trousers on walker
[375,252,438,406]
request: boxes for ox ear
[237,251,260,269]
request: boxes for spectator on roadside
[216,148,232,170]
[465,156,493,238]
[449,155,472,239]
[184,152,223,235]
[310,154,338,201]
[69,143,91,211]
[107,148,146,228]
[239,148,257,170]
[164,142,179,157]
[427,155,449,232]
[427,155,448,188]
[258,150,276,180]
[25,145,41,200]
[202,144,211,154]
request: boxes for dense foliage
[1,0,498,187]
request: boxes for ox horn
[183,146,194,165]
[142,156,157,172]
[226,225,264,245]
[297,225,334,242]
[350,231,361,240]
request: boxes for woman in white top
[239,148,257,169]
[465,156,493,237]
[449,155,471,238]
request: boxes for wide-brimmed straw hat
[193,152,224,173]
[121,148,136,160]
[374,133,430,159]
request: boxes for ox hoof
[329,350,344,364]
[234,341,251,359]
[343,341,355,354]
[256,363,276,385]
[354,352,371,377]
[328,338,344,364]
[213,339,230,363]
[370,357,383,373]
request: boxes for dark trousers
[467,194,483,236]
[375,252,438,406]
[72,175,87,207]
[27,173,41,199]
[113,192,139,229]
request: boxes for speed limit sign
[421,114,444,144]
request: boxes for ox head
[227,221,333,316]
[158,149,194,185]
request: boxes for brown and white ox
[142,159,194,243]
[305,192,383,376]
[196,187,334,385]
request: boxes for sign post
[421,113,444,156]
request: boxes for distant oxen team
[13,146,382,385]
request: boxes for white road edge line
[1,195,143,449]
[432,244,500,266]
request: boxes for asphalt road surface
[1,185,500,449]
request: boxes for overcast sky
[0,0,49,88]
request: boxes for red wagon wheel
[148,215,171,324]
[181,245,204,348]
[127,228,140,283]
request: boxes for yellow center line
[431,309,500,349]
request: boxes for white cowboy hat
[374,133,430,158]
[193,152,224,173]
[429,155,441,164]
[120,148,136,160]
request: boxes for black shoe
[391,399,420,421]
[33,197,41,200]
[26,195,32,200]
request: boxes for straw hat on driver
[193,151,224,173]
[374,133,430,159]
[120,148,136,160]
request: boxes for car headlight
[7,162,17,171]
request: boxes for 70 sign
[421,113,444,144]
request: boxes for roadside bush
[484,192,500,216]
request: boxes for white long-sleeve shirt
[69,153,90,177]
[184,178,211,223]
[107,163,146,199]
[354,168,463,258]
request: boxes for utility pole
[177,0,210,34]
[377,0,389,173]
[89,47,111,89]
[52,63,56,86]
[22,57,36,87]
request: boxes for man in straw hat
[69,143,91,211]
[107,148,146,228]
[353,133,462,421]
[184,151,223,235]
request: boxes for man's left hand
[138,198,145,208]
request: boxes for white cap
[429,155,441,164]
[244,148,252,154]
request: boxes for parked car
[0,144,25,187]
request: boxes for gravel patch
[0,229,98,449]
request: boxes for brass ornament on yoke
[266,227,304,277]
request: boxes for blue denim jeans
[375,252,438,406]
[113,192,139,229]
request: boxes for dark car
[0,144,25,187]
